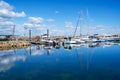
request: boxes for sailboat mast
[80,10,82,37]
[87,9,89,36]
[73,13,81,37]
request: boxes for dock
[0,41,30,50]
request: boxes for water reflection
[0,50,26,72]
[29,42,120,56]
[29,45,44,56]
[75,46,93,71]
[0,42,120,80]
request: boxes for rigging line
[73,14,81,37]
[80,10,82,37]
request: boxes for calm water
[0,42,120,80]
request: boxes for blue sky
[0,0,120,36]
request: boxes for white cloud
[0,1,26,35]
[0,15,11,21]
[29,17,44,24]
[21,17,46,36]
[13,11,26,17]
[81,25,120,35]
[61,23,120,36]
[0,0,13,10]
[64,21,74,28]
[0,21,14,26]
[0,9,26,18]
[23,23,33,28]
[23,17,55,31]
[0,21,14,33]
[0,1,26,21]
[46,18,55,22]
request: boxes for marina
[0,42,120,80]
[0,20,120,80]
[0,33,120,50]
[0,0,120,80]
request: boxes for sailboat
[74,10,86,44]
[65,36,77,44]
[81,9,98,43]
[66,10,86,44]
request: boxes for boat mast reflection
[74,43,95,71]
